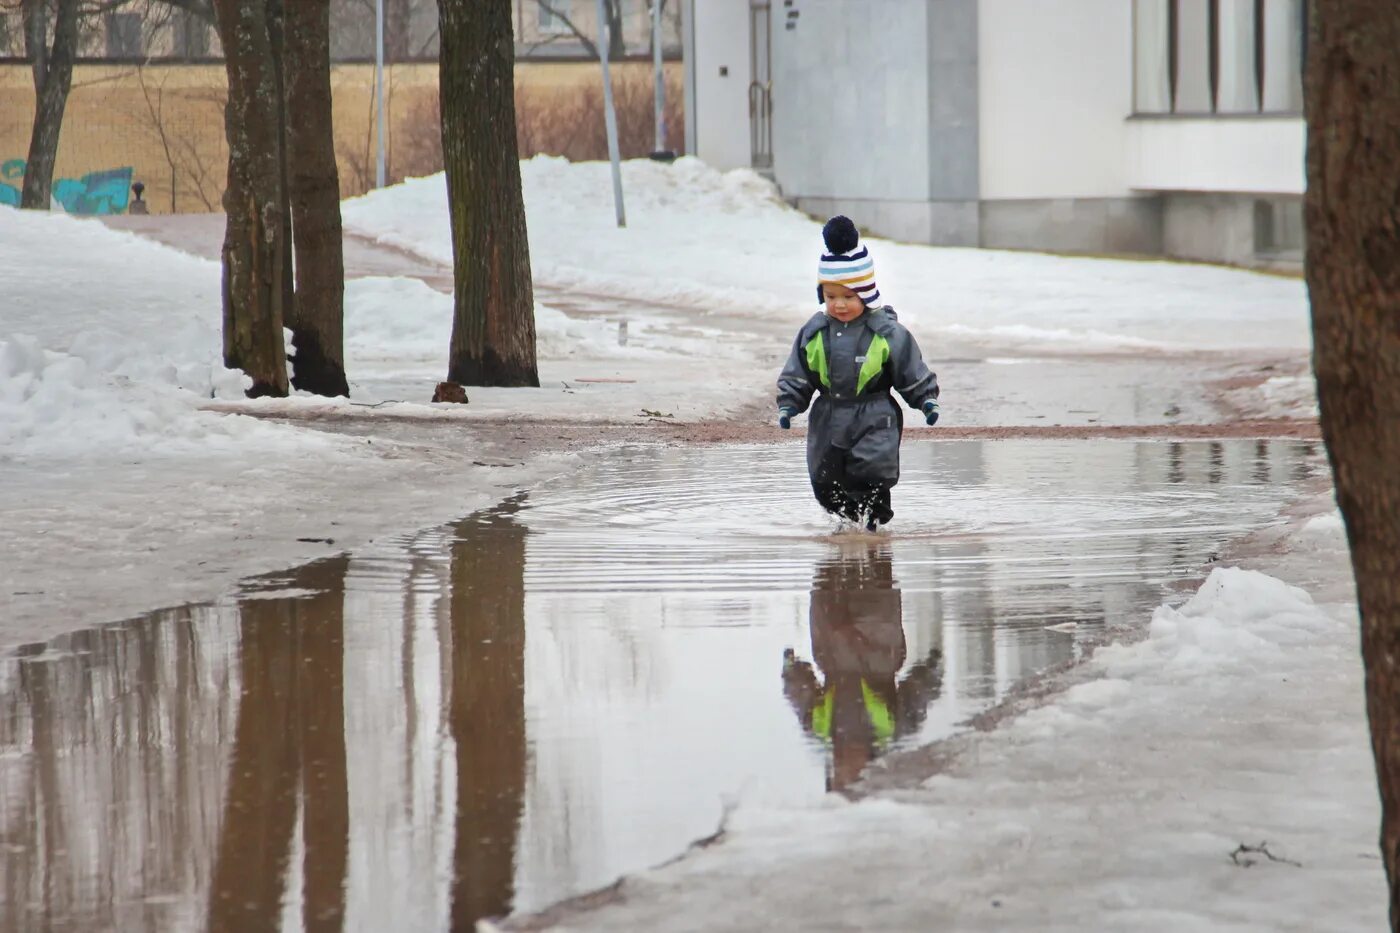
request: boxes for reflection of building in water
[783,546,943,791]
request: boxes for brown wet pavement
[0,438,1323,931]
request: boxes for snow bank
[343,156,1312,353]
[0,205,628,461]
[0,208,317,459]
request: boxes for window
[174,12,210,59]
[1254,197,1304,255]
[1134,0,1172,113]
[1173,0,1212,112]
[539,0,572,34]
[1216,0,1258,112]
[1260,0,1304,112]
[1133,0,1305,115]
[105,12,142,59]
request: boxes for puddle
[0,439,1320,931]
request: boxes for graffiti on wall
[0,159,134,214]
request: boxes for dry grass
[394,68,685,181]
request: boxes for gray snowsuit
[776,307,939,523]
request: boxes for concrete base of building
[980,197,1164,255]
[1161,191,1303,272]
[787,191,1301,272]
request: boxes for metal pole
[681,0,697,156]
[598,0,626,227]
[652,0,666,153]
[375,0,386,188]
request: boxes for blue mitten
[778,407,795,430]
[922,399,940,426]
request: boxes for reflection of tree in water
[783,547,943,792]
[208,555,351,933]
[446,498,529,929]
[0,608,238,932]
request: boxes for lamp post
[375,0,386,188]
[597,0,626,227]
[652,0,666,155]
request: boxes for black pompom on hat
[822,215,860,254]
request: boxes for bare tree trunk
[1304,3,1400,926]
[285,0,350,397]
[20,0,79,209]
[438,0,539,387]
[214,0,290,397]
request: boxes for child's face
[822,284,865,323]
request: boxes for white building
[681,0,1306,269]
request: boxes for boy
[776,216,940,531]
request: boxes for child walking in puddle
[777,216,940,531]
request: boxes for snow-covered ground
[3,156,1378,929]
[512,499,1383,932]
[2,157,1318,643]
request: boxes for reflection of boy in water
[783,547,943,791]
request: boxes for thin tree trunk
[1304,2,1400,926]
[20,0,79,210]
[214,0,290,397]
[284,0,350,397]
[438,0,539,387]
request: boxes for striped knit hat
[816,215,881,307]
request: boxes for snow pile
[1104,566,1330,676]
[0,208,321,459]
[0,204,634,461]
[343,156,1312,353]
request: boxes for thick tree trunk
[214,0,290,397]
[438,0,539,387]
[284,0,349,397]
[20,0,79,210]
[447,504,527,928]
[1304,3,1400,926]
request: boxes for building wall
[1126,116,1305,194]
[976,0,1132,200]
[690,0,752,171]
[767,0,981,245]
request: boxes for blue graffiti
[0,160,133,214]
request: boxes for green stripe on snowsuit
[805,333,829,389]
[856,334,890,395]
[810,680,897,746]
